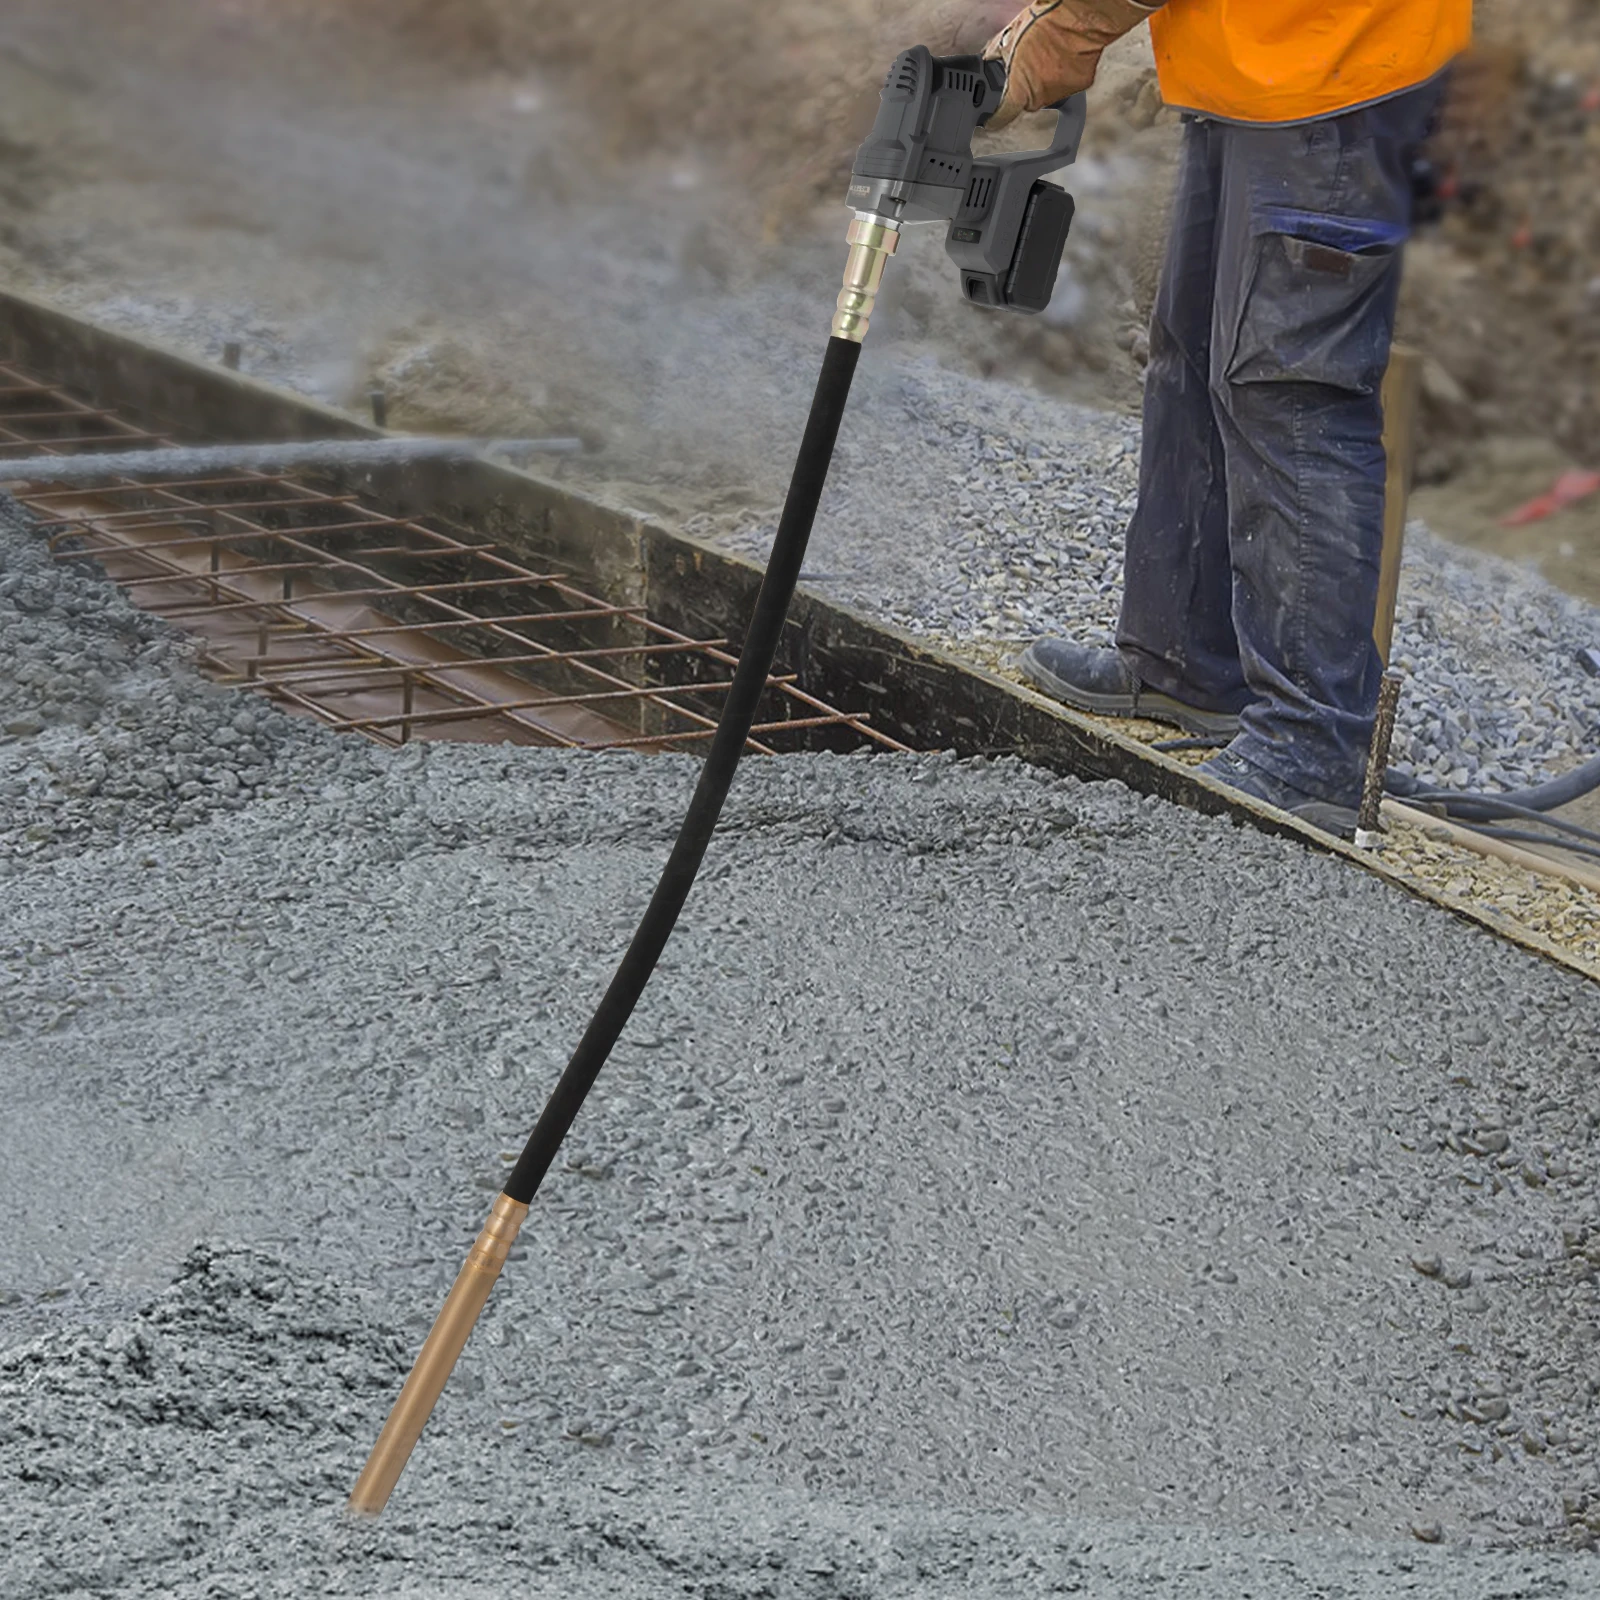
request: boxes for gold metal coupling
[832,215,900,344]
[346,1191,529,1517]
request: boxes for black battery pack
[1004,180,1075,314]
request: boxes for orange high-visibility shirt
[1149,0,1473,125]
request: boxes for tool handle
[346,1193,528,1516]
[1045,93,1089,152]
[946,90,1086,311]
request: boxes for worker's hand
[983,0,1165,130]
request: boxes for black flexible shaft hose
[504,336,862,1207]
[1160,733,1600,836]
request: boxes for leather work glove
[982,0,1165,130]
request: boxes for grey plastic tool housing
[845,45,1087,315]
[945,96,1086,312]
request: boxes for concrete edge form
[1,285,1592,987]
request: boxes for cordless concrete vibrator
[841,46,1086,326]
[348,50,1087,1516]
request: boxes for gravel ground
[699,352,1600,798]
[6,497,1600,1595]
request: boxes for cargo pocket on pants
[1224,221,1402,396]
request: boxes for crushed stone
[0,495,380,862]
[700,358,1600,798]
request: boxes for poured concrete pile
[4,495,1600,1596]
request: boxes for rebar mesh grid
[0,361,906,755]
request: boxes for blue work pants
[1115,84,1441,802]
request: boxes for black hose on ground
[1475,751,1600,814]
[1386,751,1600,814]
[1155,721,1600,834]
[1383,748,1600,867]
[1460,826,1600,866]
[1393,793,1600,847]
[1152,740,1600,857]
[504,335,862,1206]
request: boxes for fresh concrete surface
[4,498,1600,1593]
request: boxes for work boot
[1197,747,1359,839]
[1016,638,1241,738]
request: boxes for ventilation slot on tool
[965,175,993,212]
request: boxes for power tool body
[846,45,1086,313]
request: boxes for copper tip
[346,1192,529,1517]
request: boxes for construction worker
[981,0,1472,834]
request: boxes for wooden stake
[1375,343,1423,665]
